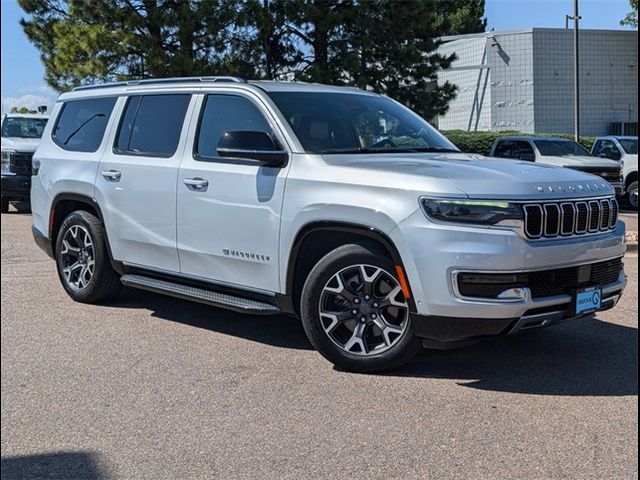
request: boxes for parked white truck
[1,113,49,213]
[591,136,638,209]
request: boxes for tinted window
[196,95,274,160]
[1,117,48,138]
[53,97,117,152]
[115,94,191,157]
[493,140,513,158]
[534,139,591,157]
[512,141,535,160]
[619,138,638,154]
[596,140,621,160]
[268,92,458,154]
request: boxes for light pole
[567,0,582,142]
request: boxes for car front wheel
[300,243,421,372]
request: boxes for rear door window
[52,97,117,152]
[115,94,191,157]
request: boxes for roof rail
[73,76,247,92]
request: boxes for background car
[591,136,638,209]
[1,112,49,213]
[489,136,624,198]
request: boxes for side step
[120,274,281,315]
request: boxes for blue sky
[1,0,636,113]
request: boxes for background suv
[490,136,624,198]
[1,113,49,212]
[31,77,626,372]
[591,136,638,209]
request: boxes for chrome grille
[523,197,618,239]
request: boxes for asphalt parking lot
[1,212,637,479]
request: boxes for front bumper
[412,272,625,343]
[1,174,31,201]
[393,209,627,322]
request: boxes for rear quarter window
[52,97,117,152]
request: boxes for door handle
[183,177,209,190]
[101,169,121,181]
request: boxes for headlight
[1,150,15,175]
[421,198,524,225]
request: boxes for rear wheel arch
[285,221,413,314]
[49,194,117,267]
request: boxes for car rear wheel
[55,210,121,303]
[300,243,421,372]
[627,181,638,210]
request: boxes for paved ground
[1,212,637,479]
[621,211,638,235]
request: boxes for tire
[627,180,638,210]
[300,243,422,373]
[1,199,8,213]
[55,210,121,303]
[14,200,31,214]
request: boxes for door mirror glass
[217,130,287,166]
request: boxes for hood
[1,137,42,152]
[537,155,620,169]
[322,152,615,200]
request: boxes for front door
[176,93,290,292]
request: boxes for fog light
[497,287,529,301]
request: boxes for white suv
[32,77,627,372]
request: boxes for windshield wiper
[62,113,105,145]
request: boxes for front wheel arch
[285,222,413,315]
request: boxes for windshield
[618,138,638,154]
[534,139,591,157]
[267,92,458,154]
[1,116,48,138]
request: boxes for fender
[284,220,417,312]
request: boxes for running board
[120,274,281,315]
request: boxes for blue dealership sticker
[575,286,602,314]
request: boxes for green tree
[435,0,487,35]
[9,106,38,114]
[19,0,486,118]
[18,0,238,91]
[339,0,458,119]
[621,0,638,28]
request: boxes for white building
[437,28,638,136]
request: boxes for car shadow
[108,288,313,350]
[110,289,636,396]
[1,451,108,480]
[389,315,638,397]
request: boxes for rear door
[176,92,291,292]
[95,93,196,272]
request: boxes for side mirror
[217,131,287,166]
